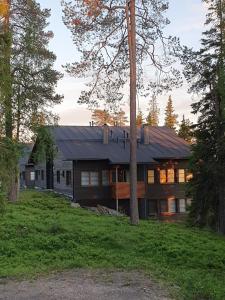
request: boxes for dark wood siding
[145,161,189,200]
[73,160,113,207]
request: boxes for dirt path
[0,270,171,300]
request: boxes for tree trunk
[127,0,139,225]
[3,0,19,202]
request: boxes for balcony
[111,182,145,199]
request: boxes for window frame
[159,169,175,184]
[178,169,185,183]
[147,170,155,184]
[102,170,110,186]
[81,171,99,187]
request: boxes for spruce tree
[164,95,178,130]
[178,115,193,143]
[181,0,225,233]
[146,95,160,126]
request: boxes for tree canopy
[181,0,225,233]
[164,95,178,130]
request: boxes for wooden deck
[111,182,145,199]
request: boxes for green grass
[1,190,225,299]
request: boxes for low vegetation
[0,190,225,299]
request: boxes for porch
[111,182,145,199]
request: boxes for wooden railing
[111,182,145,199]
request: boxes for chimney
[103,124,109,144]
[142,125,150,145]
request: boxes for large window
[30,172,35,181]
[178,169,185,183]
[179,199,186,213]
[168,198,176,213]
[102,170,109,186]
[81,171,99,186]
[160,169,175,184]
[167,169,175,183]
[112,169,129,183]
[160,170,167,184]
[147,170,155,184]
[66,171,72,186]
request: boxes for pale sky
[38,0,206,126]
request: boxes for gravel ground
[0,270,171,300]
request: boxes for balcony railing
[111,181,145,199]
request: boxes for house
[19,144,35,188]
[31,125,191,219]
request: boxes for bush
[0,191,6,215]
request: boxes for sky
[37,0,207,126]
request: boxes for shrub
[0,191,6,215]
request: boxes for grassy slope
[0,191,225,299]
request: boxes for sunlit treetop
[0,0,9,17]
[62,0,182,110]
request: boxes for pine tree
[62,0,181,225]
[0,0,62,201]
[178,115,193,143]
[91,109,113,126]
[181,0,225,233]
[164,95,178,130]
[146,95,160,126]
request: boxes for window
[41,170,44,181]
[168,198,176,213]
[102,170,109,186]
[81,171,99,186]
[160,170,167,184]
[178,169,185,183]
[179,199,186,213]
[167,169,175,183]
[112,169,129,183]
[160,200,168,213]
[56,170,60,184]
[22,171,26,181]
[90,172,99,186]
[160,169,175,184]
[147,170,155,184]
[35,170,38,180]
[66,171,72,186]
[30,172,35,181]
[81,172,89,186]
[62,171,65,178]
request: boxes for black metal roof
[49,126,190,164]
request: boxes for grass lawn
[0,190,225,299]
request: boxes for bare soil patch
[0,269,171,300]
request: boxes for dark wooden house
[19,144,35,189]
[32,125,191,219]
